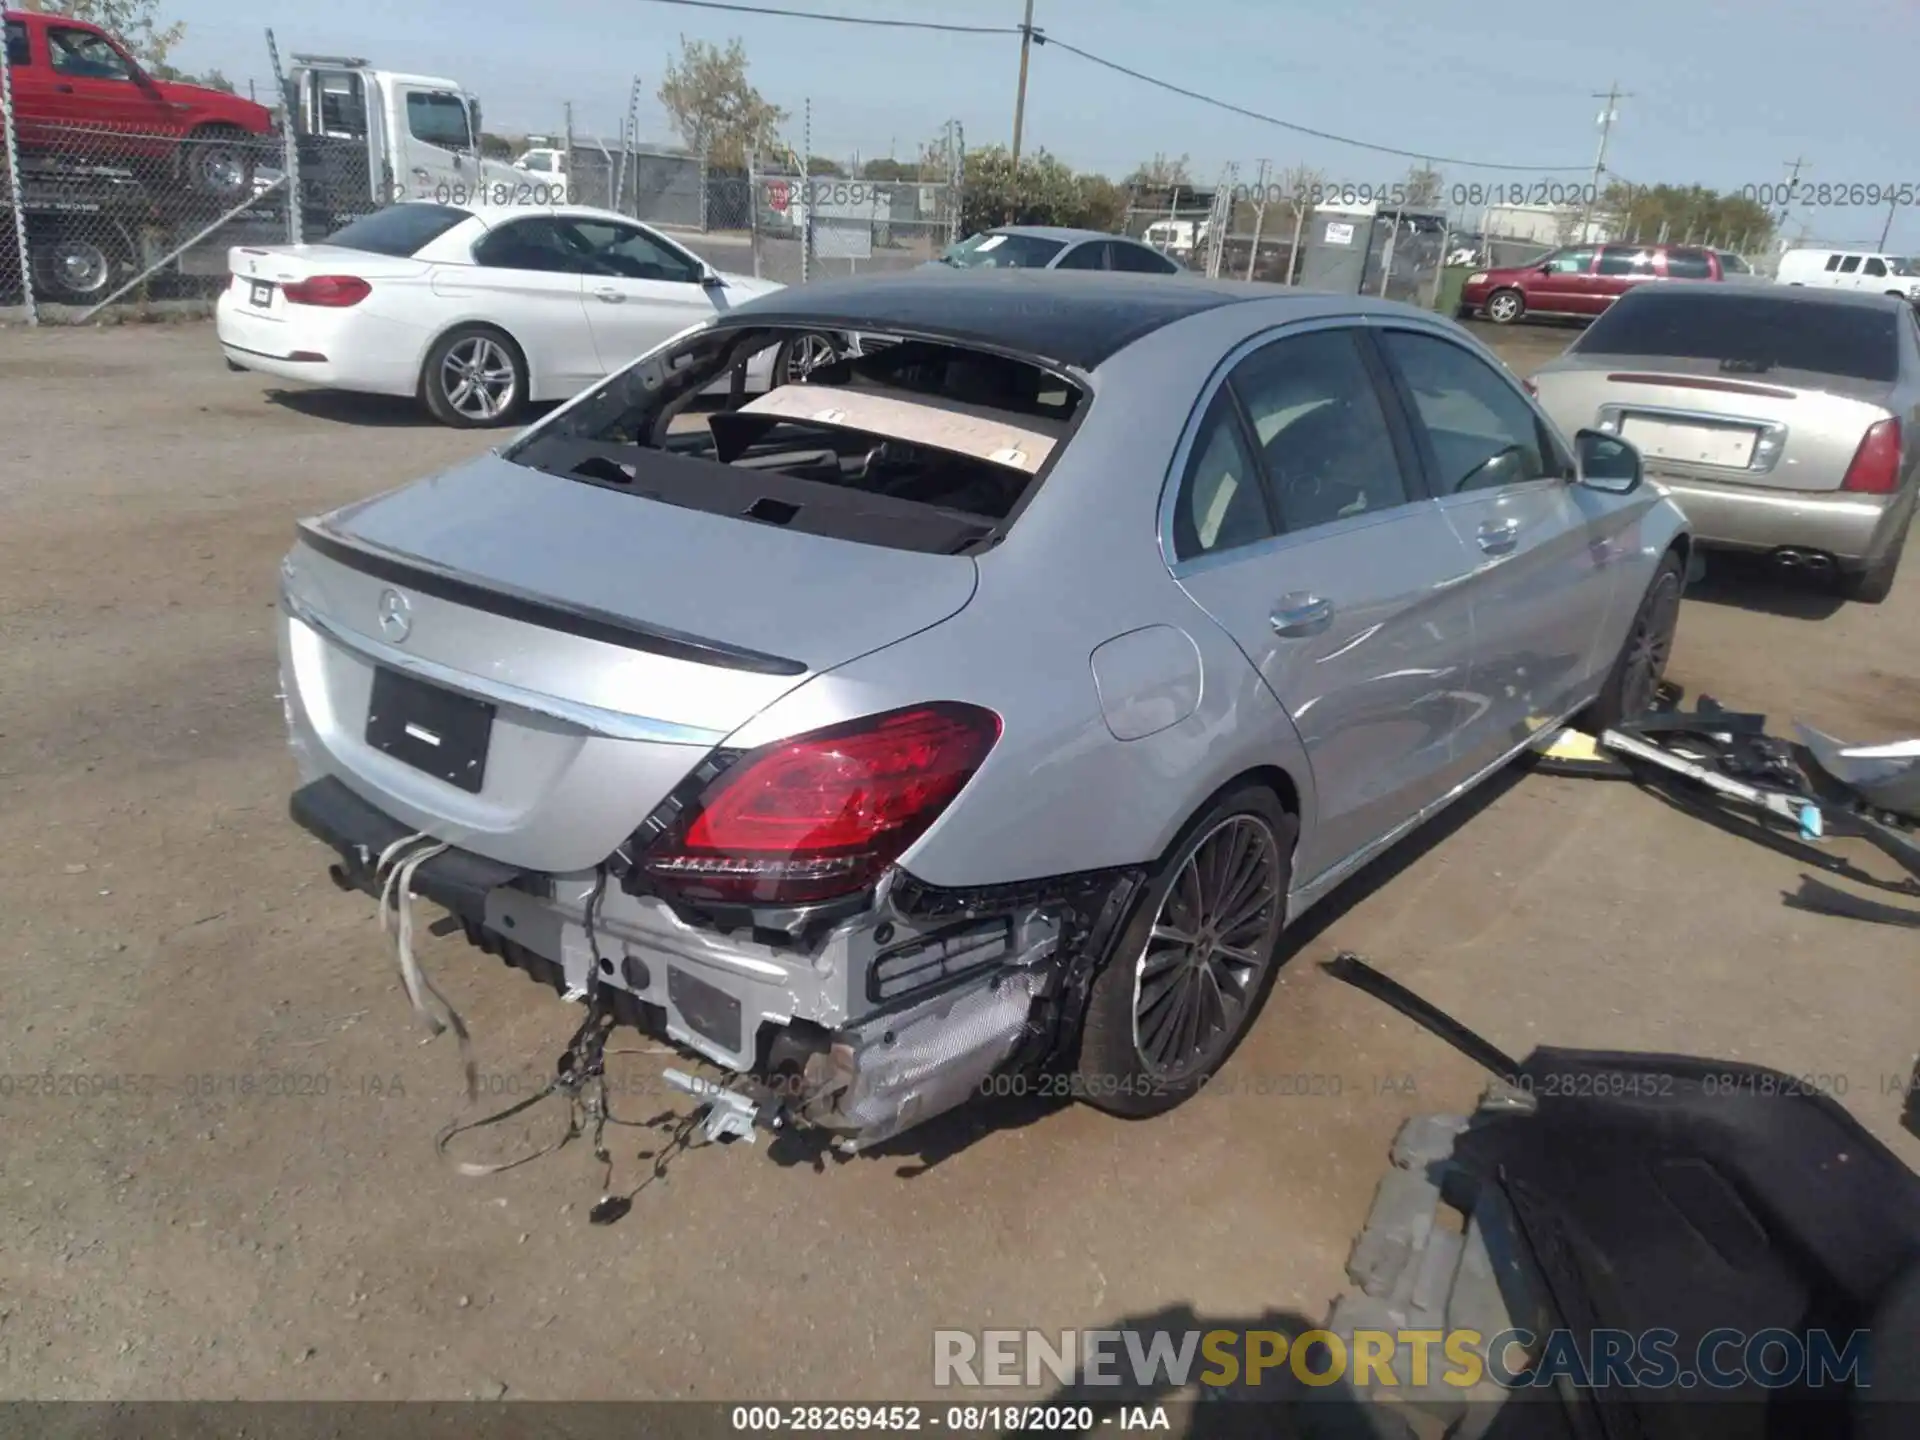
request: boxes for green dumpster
[1434,264,1472,317]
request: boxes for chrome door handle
[593,287,625,303]
[1477,518,1521,553]
[1270,595,1333,637]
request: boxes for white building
[1480,203,1612,246]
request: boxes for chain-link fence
[560,103,963,288]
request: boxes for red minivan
[3,10,273,199]
[1459,244,1743,325]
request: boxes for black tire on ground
[1075,782,1297,1119]
[1453,303,1476,321]
[1582,548,1686,733]
[1484,288,1526,324]
[420,325,529,428]
[180,124,257,200]
[1843,521,1908,605]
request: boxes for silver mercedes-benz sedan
[277,270,1689,1150]
[1530,284,1920,602]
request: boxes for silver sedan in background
[276,271,1688,1151]
[1530,284,1920,602]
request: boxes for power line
[626,0,1019,34]
[1032,37,1588,172]
[628,0,1591,172]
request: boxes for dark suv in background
[1459,243,1752,325]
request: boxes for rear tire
[421,325,529,428]
[1843,523,1908,605]
[1075,783,1296,1119]
[1582,549,1685,732]
[1485,288,1526,324]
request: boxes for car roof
[458,202,652,228]
[987,225,1121,243]
[1614,282,1906,312]
[713,269,1391,371]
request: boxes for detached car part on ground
[1314,955,1920,1440]
[278,270,1691,1153]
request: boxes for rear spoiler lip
[293,518,809,678]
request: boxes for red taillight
[282,275,370,307]
[642,703,1002,905]
[1841,417,1902,494]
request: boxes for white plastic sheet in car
[740,385,1059,473]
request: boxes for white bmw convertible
[217,202,813,427]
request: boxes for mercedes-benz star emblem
[377,588,412,644]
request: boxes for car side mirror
[700,270,724,290]
[1575,428,1643,494]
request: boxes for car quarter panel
[720,300,1329,892]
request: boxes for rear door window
[325,203,473,257]
[1839,256,1862,274]
[1053,241,1109,270]
[1596,247,1655,277]
[1824,255,1844,272]
[1574,290,1899,382]
[1665,248,1712,280]
[1111,240,1182,274]
[1228,328,1413,534]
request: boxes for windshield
[1575,290,1899,383]
[937,231,1068,269]
[324,203,472,257]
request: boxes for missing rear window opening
[507,326,1088,554]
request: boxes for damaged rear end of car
[278,308,1135,1151]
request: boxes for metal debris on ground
[1534,693,1920,926]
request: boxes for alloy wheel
[1130,813,1284,1084]
[1488,292,1521,322]
[784,332,839,381]
[439,337,517,421]
[1621,571,1682,719]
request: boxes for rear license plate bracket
[1621,416,1757,469]
[249,280,273,307]
[365,668,495,794]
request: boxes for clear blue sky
[169,0,1920,249]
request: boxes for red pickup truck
[3,10,273,198]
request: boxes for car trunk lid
[280,452,979,872]
[1536,356,1897,493]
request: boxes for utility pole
[1575,82,1629,245]
[1010,0,1035,166]
[1777,156,1808,236]
[1880,190,1899,251]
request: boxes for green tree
[21,0,183,69]
[805,156,846,177]
[657,36,787,170]
[958,145,1123,234]
[1604,181,1773,249]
